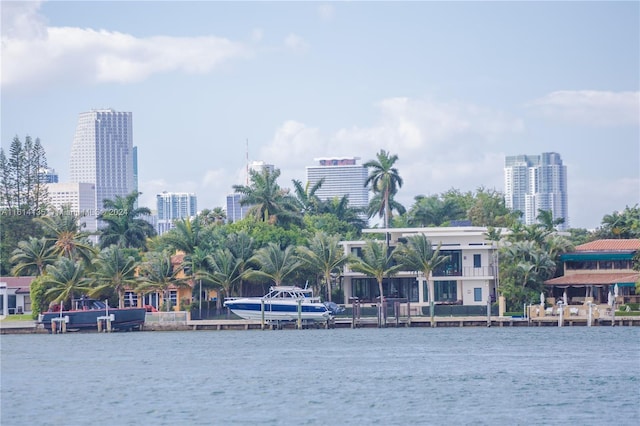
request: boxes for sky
[2,1,639,230]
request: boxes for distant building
[504,152,568,230]
[306,156,369,212]
[226,193,249,223]
[47,182,97,234]
[39,167,59,183]
[69,109,135,217]
[156,191,197,235]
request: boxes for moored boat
[38,298,146,332]
[224,285,332,322]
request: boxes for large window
[434,280,457,302]
[433,251,462,276]
[473,254,481,268]
[474,288,482,302]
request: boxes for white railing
[145,311,188,325]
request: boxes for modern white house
[340,227,502,313]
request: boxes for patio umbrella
[614,284,619,299]
[607,290,613,307]
[540,292,545,305]
[563,290,567,305]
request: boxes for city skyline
[2,1,638,230]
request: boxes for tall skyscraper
[306,157,369,212]
[504,152,568,230]
[156,191,197,235]
[69,109,135,215]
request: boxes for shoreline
[2,315,640,334]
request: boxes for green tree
[364,150,403,229]
[596,205,640,239]
[317,195,367,232]
[393,234,450,319]
[98,191,156,250]
[224,231,256,296]
[0,135,49,211]
[10,237,57,276]
[198,207,227,226]
[40,258,93,310]
[297,232,349,302]
[232,168,301,226]
[90,246,140,308]
[291,178,324,215]
[199,248,244,310]
[348,240,402,326]
[536,208,565,232]
[138,251,189,311]
[245,242,302,286]
[35,207,96,265]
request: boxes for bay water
[2,327,639,425]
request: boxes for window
[474,288,482,302]
[124,291,138,307]
[434,281,457,302]
[473,254,481,268]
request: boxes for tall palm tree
[10,237,57,276]
[90,246,140,308]
[233,168,301,226]
[393,234,450,319]
[198,207,227,226]
[98,191,156,250]
[138,251,189,312]
[348,240,402,326]
[40,257,93,310]
[367,192,406,227]
[297,232,349,302]
[364,150,403,229]
[35,207,96,265]
[245,242,301,286]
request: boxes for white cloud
[284,33,309,52]
[257,97,522,202]
[527,90,640,126]
[317,4,335,21]
[250,28,264,43]
[1,3,252,90]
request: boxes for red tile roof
[575,239,640,252]
[0,276,36,289]
[545,272,639,286]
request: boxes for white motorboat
[223,286,332,322]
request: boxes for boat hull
[39,308,146,332]
[224,300,331,322]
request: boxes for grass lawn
[0,314,34,321]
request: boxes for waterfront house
[0,276,35,316]
[340,227,501,314]
[544,239,640,305]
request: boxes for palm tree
[536,208,565,232]
[35,207,96,265]
[98,191,156,250]
[348,240,402,326]
[367,192,406,227]
[297,232,349,302]
[245,242,302,286]
[138,251,189,312]
[233,168,301,226]
[317,195,368,231]
[393,234,450,319]
[199,248,244,311]
[10,237,57,276]
[364,150,403,229]
[225,231,255,296]
[198,207,227,226]
[291,178,324,215]
[40,258,93,310]
[90,246,140,308]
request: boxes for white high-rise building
[46,182,97,234]
[156,192,197,235]
[306,157,369,212]
[504,152,568,230]
[69,109,135,216]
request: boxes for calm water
[2,327,639,425]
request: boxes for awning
[544,272,639,287]
[560,253,634,261]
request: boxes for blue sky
[2,1,638,230]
